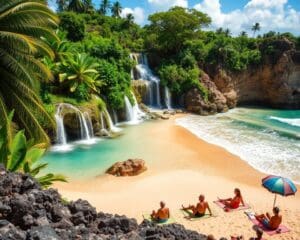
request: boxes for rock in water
[106,159,147,176]
[0,165,207,239]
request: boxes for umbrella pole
[273,194,277,208]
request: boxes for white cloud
[148,0,188,11]
[194,0,300,36]
[121,7,145,25]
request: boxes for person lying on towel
[151,201,170,223]
[219,188,245,209]
[255,207,282,230]
[182,194,212,217]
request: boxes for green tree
[239,31,248,37]
[68,0,85,12]
[111,1,122,18]
[99,0,111,15]
[59,12,86,41]
[252,22,261,38]
[125,13,134,25]
[59,53,101,96]
[146,7,211,55]
[0,0,57,144]
[0,113,67,188]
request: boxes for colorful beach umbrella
[262,175,297,207]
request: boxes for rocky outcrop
[0,166,206,239]
[185,73,229,115]
[185,38,300,115]
[106,159,147,176]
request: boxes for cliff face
[185,39,300,115]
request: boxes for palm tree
[251,22,261,38]
[99,0,111,15]
[83,0,94,13]
[56,0,67,12]
[216,27,224,34]
[0,0,58,144]
[240,31,248,37]
[125,13,135,25]
[224,28,231,37]
[111,1,122,18]
[68,0,85,13]
[59,53,101,94]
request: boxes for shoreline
[53,115,300,239]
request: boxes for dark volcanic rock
[0,167,207,240]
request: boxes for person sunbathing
[219,188,245,209]
[182,194,212,217]
[255,207,282,230]
[151,201,170,223]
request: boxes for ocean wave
[176,110,300,183]
[270,116,300,127]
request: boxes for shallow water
[176,108,300,183]
[42,122,158,179]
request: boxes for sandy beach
[54,115,300,240]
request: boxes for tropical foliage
[59,53,101,99]
[0,112,66,188]
[0,0,58,144]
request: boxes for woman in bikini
[219,188,245,209]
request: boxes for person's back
[157,206,169,220]
[269,213,282,230]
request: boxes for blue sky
[50,0,300,35]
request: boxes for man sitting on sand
[151,201,170,223]
[219,188,245,209]
[255,207,282,230]
[182,194,212,217]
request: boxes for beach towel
[213,200,250,212]
[180,209,217,221]
[142,214,176,225]
[244,211,290,236]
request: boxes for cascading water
[55,104,67,145]
[124,94,145,125]
[164,87,172,110]
[84,112,94,139]
[52,103,96,152]
[103,109,122,132]
[131,53,161,108]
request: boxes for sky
[49,0,300,36]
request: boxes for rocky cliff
[185,39,300,115]
[0,166,207,240]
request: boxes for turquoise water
[42,122,156,179]
[176,108,300,183]
[43,108,300,183]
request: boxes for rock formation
[0,166,208,239]
[185,38,300,115]
[106,159,147,176]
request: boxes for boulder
[106,159,147,177]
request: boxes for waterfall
[164,87,172,110]
[55,104,67,145]
[103,109,122,132]
[124,94,145,124]
[100,112,105,130]
[131,53,162,108]
[53,103,95,149]
[84,112,94,139]
[112,109,118,124]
